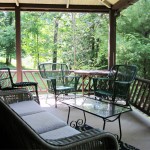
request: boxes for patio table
[74,70,109,95]
[61,96,132,141]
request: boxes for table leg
[103,119,106,130]
[67,106,71,124]
[82,75,84,96]
[102,114,122,141]
[83,111,86,124]
[118,114,122,141]
[88,76,91,96]
[68,110,87,129]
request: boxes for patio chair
[93,65,137,106]
[0,67,39,104]
[38,62,80,108]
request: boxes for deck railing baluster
[130,77,150,116]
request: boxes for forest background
[0,0,149,79]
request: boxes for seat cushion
[22,111,67,134]
[9,100,45,116]
[40,126,80,140]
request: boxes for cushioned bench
[10,100,80,139]
[0,89,119,150]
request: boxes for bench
[0,89,119,150]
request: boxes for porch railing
[1,69,150,116]
[10,70,47,93]
[130,77,150,116]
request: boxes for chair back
[93,65,137,105]
[38,62,69,80]
[0,68,14,89]
[109,65,137,83]
[110,65,137,102]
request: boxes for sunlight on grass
[22,56,34,69]
[0,56,35,69]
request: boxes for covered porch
[1,67,149,149]
[0,1,149,149]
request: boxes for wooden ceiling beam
[0,3,109,12]
[0,3,16,10]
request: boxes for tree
[21,12,45,68]
[117,0,150,79]
[0,11,15,65]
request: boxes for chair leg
[55,94,57,108]
[74,92,76,104]
[35,84,40,104]
[46,92,49,103]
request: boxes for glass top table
[61,96,132,140]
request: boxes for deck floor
[39,93,150,150]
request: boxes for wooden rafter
[98,0,111,8]
[66,0,69,8]
[15,0,19,6]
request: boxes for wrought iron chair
[38,62,80,108]
[93,65,137,106]
[0,67,39,104]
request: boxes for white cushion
[9,100,45,116]
[22,111,67,134]
[40,126,80,140]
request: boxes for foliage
[0,12,15,65]
[21,12,109,70]
[0,0,149,79]
[117,0,150,79]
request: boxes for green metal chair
[0,67,39,104]
[38,62,80,108]
[93,65,137,106]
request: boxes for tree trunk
[53,18,59,64]
[90,24,95,62]
[5,52,11,65]
[5,13,13,66]
[72,13,76,69]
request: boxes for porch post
[15,6,22,82]
[108,10,116,70]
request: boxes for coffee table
[61,96,132,140]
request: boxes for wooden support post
[15,6,22,82]
[108,10,116,70]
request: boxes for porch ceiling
[0,0,139,13]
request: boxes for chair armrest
[0,88,33,104]
[46,129,118,150]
